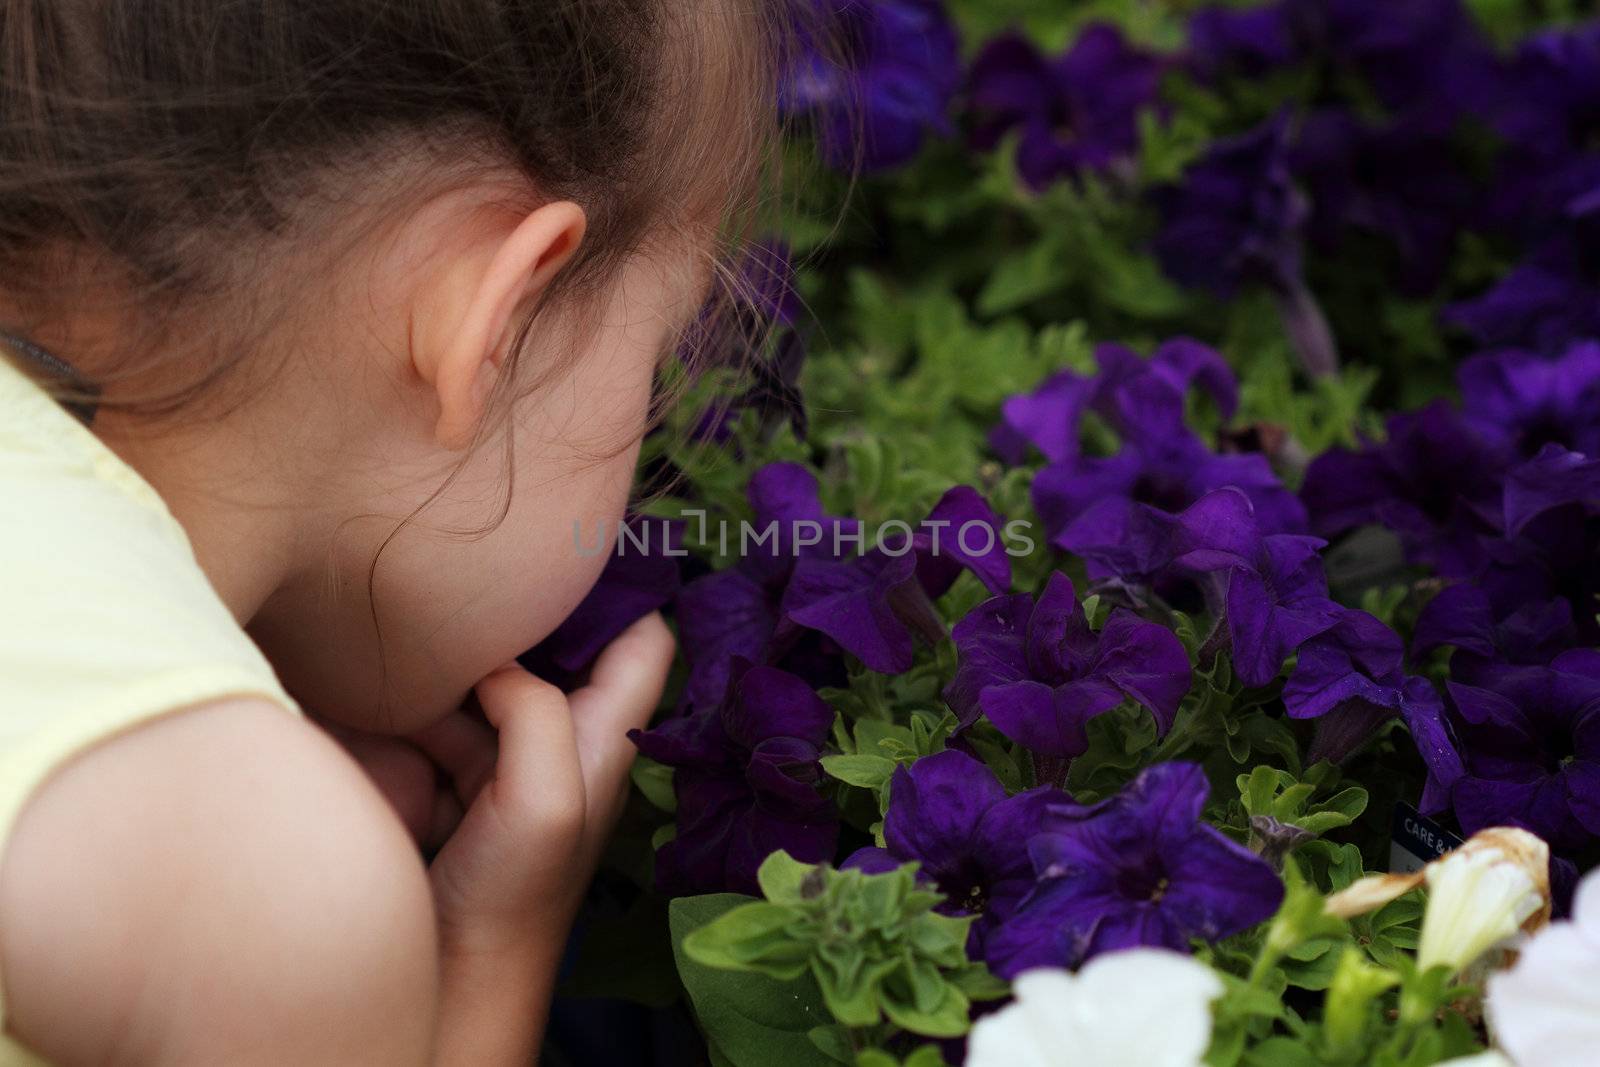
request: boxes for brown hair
[0,0,799,426]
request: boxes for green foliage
[682,853,1007,1044]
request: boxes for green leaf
[682,900,810,979]
[671,895,838,1067]
[758,851,820,907]
[631,755,676,813]
[821,753,900,791]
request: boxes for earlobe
[424,200,587,450]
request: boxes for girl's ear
[419,201,587,451]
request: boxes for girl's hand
[426,612,674,1064]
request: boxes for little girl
[0,1,791,1062]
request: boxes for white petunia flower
[1435,1052,1514,1067]
[1418,835,1546,974]
[1487,867,1600,1067]
[965,948,1223,1067]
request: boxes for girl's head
[0,0,799,729]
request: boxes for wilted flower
[965,24,1164,190]
[943,572,1192,758]
[630,662,838,895]
[1325,828,1551,946]
[1487,866,1600,1067]
[844,749,1057,959]
[1417,830,1548,975]
[966,948,1223,1067]
[986,762,1284,977]
[782,0,961,173]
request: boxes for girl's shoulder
[0,353,300,860]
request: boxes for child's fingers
[471,663,582,826]
[568,612,675,790]
[409,709,498,810]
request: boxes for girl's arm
[0,614,673,1065]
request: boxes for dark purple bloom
[1443,652,1600,852]
[630,662,839,895]
[1502,444,1600,539]
[524,517,682,681]
[1300,401,1504,578]
[676,463,855,709]
[777,485,1012,674]
[985,762,1284,977]
[1034,375,1306,554]
[965,24,1164,190]
[1154,113,1304,300]
[1289,109,1476,296]
[990,338,1237,468]
[1187,3,1297,80]
[1283,609,1436,763]
[1285,0,1497,118]
[1444,239,1600,354]
[1492,21,1600,164]
[1153,113,1338,376]
[783,0,961,173]
[1401,677,1466,817]
[1413,583,1577,670]
[844,750,1057,958]
[1183,518,1343,689]
[1459,342,1600,461]
[943,572,1192,758]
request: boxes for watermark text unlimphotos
[574,514,1037,559]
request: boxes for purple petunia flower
[524,517,682,683]
[990,337,1237,467]
[1300,401,1504,578]
[1459,342,1600,461]
[783,0,961,173]
[943,572,1192,758]
[1282,609,1439,764]
[1495,21,1600,152]
[1153,113,1303,300]
[776,484,1012,673]
[1413,583,1577,673]
[675,462,855,710]
[844,749,1057,959]
[1442,651,1600,852]
[1284,0,1497,119]
[965,23,1164,190]
[1187,3,1296,81]
[1444,239,1600,354]
[1174,492,1344,688]
[1033,374,1306,555]
[1289,109,1477,296]
[984,762,1284,977]
[630,661,840,896]
[1152,113,1338,376]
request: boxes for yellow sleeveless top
[0,354,301,1064]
